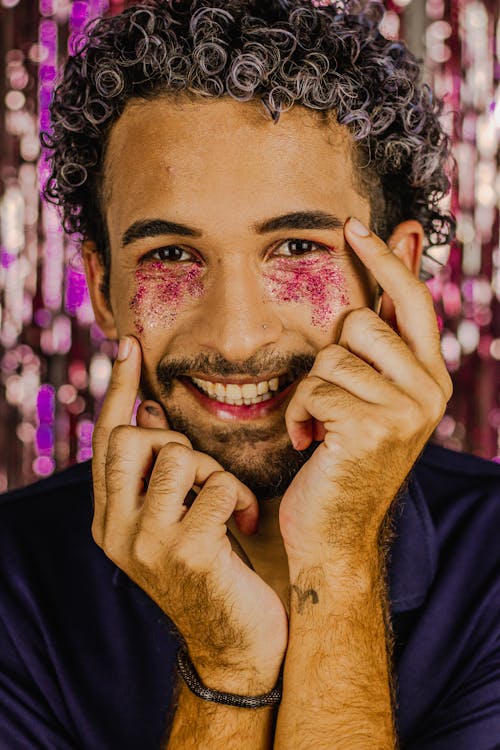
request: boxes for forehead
[104,96,365,239]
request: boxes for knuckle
[427,384,448,424]
[149,466,182,501]
[371,324,397,348]
[108,424,137,455]
[153,443,192,480]
[202,470,234,494]
[159,440,191,461]
[131,533,155,569]
[314,344,345,369]
[343,306,376,331]
[401,398,423,432]
[312,380,345,409]
[167,431,193,449]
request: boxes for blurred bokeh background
[0,0,499,491]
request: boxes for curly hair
[43,0,455,298]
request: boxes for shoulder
[419,440,500,482]
[416,441,500,522]
[0,461,92,525]
[414,442,500,572]
[415,442,500,637]
[0,460,92,510]
[0,461,95,576]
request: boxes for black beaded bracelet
[175,646,283,708]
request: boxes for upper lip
[183,372,288,385]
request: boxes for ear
[378,220,425,326]
[81,241,118,340]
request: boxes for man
[1,0,499,747]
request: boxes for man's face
[100,96,376,497]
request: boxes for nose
[193,258,283,362]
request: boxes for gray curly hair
[43,0,455,298]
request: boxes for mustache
[155,351,316,394]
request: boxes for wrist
[287,557,384,619]
[176,646,283,708]
[286,540,383,581]
[189,651,282,696]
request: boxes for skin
[84,96,452,748]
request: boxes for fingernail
[145,405,160,417]
[117,336,132,361]
[348,217,370,237]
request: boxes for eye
[273,239,330,257]
[143,245,195,263]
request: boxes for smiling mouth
[184,373,295,406]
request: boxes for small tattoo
[145,405,160,417]
[291,585,319,614]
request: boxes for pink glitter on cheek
[264,254,350,329]
[130,262,204,334]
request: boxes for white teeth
[191,374,287,405]
[226,384,242,401]
[257,381,269,395]
[242,383,258,399]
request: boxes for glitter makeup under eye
[264,254,350,329]
[130,261,204,334]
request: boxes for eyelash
[141,239,331,264]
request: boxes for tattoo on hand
[291,585,319,614]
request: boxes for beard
[140,349,318,501]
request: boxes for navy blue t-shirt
[0,442,499,749]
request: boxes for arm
[275,552,396,750]
[275,218,453,749]
[90,337,287,750]
[167,681,276,749]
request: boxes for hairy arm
[274,548,397,750]
[166,677,276,748]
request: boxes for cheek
[129,263,204,335]
[264,256,350,330]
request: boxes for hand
[91,337,288,693]
[279,218,453,566]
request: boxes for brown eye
[275,239,325,257]
[149,246,193,262]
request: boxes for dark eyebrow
[121,211,345,248]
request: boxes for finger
[92,336,142,543]
[336,309,442,406]
[102,427,194,552]
[140,444,224,530]
[185,471,259,537]
[136,400,170,430]
[285,375,362,450]
[309,342,402,404]
[344,218,450,393]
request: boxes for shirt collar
[387,463,438,613]
[112,458,438,614]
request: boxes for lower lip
[180,377,297,421]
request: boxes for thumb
[136,400,170,430]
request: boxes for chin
[166,407,317,501]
